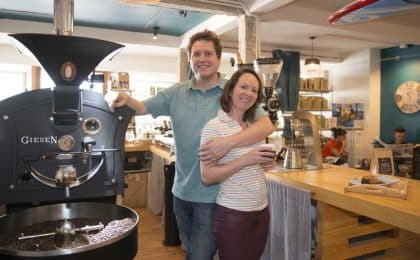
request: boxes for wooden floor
[131,207,420,260]
[133,208,185,260]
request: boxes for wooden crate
[122,172,148,208]
[315,202,399,259]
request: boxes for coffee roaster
[0,0,140,257]
[0,32,139,260]
[0,33,134,206]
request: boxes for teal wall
[380,45,420,143]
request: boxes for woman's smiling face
[230,73,260,113]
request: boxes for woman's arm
[199,115,274,163]
[200,146,275,185]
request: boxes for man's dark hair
[220,68,263,122]
[394,127,406,133]
[188,29,222,59]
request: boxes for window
[0,63,30,101]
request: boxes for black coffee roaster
[0,33,139,259]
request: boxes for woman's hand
[340,137,347,148]
[241,146,276,167]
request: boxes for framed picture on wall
[332,103,364,128]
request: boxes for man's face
[189,40,220,80]
[394,132,405,144]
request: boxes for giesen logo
[20,136,58,145]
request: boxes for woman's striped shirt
[201,110,268,212]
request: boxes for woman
[200,68,274,260]
[322,127,347,164]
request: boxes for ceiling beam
[179,14,237,48]
[245,0,295,14]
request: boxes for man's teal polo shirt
[144,76,266,203]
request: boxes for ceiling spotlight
[179,10,188,18]
[152,26,159,40]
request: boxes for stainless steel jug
[283,148,303,169]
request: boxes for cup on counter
[260,143,277,159]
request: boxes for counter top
[265,165,420,234]
[124,141,151,152]
[149,144,175,162]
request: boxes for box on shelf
[300,77,329,91]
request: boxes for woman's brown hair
[220,68,263,122]
[331,127,347,138]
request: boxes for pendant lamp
[304,36,323,77]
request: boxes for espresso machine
[281,111,324,169]
[254,54,323,170]
[0,1,138,259]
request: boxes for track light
[179,10,188,17]
[152,26,159,40]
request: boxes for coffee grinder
[253,57,283,125]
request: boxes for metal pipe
[53,0,74,35]
[144,7,166,29]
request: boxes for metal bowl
[0,202,138,260]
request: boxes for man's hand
[108,92,130,111]
[199,137,231,164]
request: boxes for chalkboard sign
[378,158,393,175]
[370,148,394,175]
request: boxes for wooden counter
[124,141,175,162]
[149,144,175,162]
[124,141,151,152]
[265,165,420,234]
[143,146,420,234]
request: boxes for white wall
[0,44,35,65]
[97,53,178,74]
[325,49,380,165]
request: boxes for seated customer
[322,128,347,164]
[391,127,406,144]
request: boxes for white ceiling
[251,0,420,58]
[0,0,419,61]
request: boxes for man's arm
[201,146,275,185]
[110,92,148,115]
[199,115,274,163]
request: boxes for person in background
[200,68,273,260]
[392,127,406,144]
[322,128,347,164]
[110,30,274,260]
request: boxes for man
[111,30,274,259]
[392,127,406,144]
